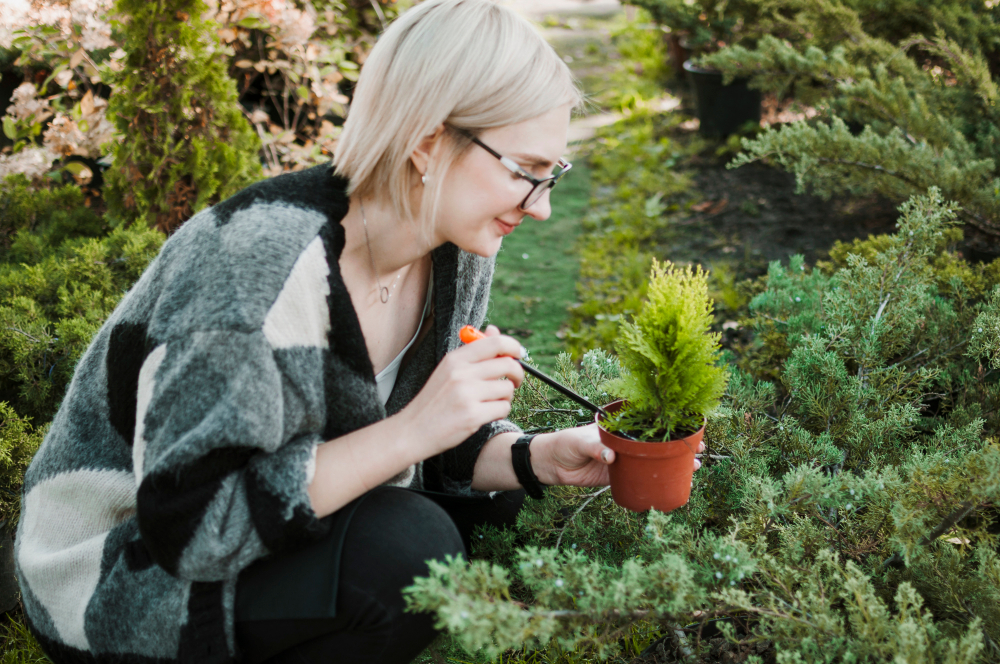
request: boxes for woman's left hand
[532,424,706,488]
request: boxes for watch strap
[511,434,546,500]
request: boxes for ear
[410,124,446,177]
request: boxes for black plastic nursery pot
[683,60,762,137]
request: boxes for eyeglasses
[459,130,572,211]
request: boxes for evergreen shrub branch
[405,189,1000,662]
[694,2,1000,236]
[0,174,164,423]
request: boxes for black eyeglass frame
[458,130,572,211]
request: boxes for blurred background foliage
[0,0,398,658]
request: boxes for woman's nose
[520,189,552,221]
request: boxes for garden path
[485,0,645,368]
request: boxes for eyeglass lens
[523,181,553,209]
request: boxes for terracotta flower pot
[596,400,704,513]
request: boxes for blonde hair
[333,0,583,233]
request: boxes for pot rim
[596,399,705,456]
[682,59,722,75]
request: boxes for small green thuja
[604,259,729,441]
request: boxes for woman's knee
[339,487,465,589]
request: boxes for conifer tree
[606,260,729,440]
[102,0,262,232]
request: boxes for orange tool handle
[459,325,486,344]
[458,324,615,422]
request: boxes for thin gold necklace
[360,201,402,304]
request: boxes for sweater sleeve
[134,330,328,581]
[422,249,523,496]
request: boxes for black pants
[234,487,524,664]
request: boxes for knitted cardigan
[15,164,521,664]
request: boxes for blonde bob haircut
[333,0,583,233]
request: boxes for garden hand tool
[459,325,638,441]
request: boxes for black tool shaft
[518,360,609,417]
[517,360,639,442]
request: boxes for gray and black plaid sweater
[15,164,520,664]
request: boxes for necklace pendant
[380,286,390,303]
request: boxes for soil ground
[669,158,901,271]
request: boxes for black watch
[511,434,546,499]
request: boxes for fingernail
[520,345,527,359]
[694,459,701,470]
[601,449,611,463]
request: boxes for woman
[16,1,702,663]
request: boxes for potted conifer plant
[597,259,729,512]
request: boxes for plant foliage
[0,614,49,664]
[604,260,729,441]
[0,174,164,424]
[693,0,1000,238]
[626,0,762,56]
[3,0,398,189]
[405,189,1000,663]
[0,404,42,533]
[101,0,263,232]
[566,111,707,355]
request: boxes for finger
[457,335,525,362]
[484,325,501,337]
[578,437,614,465]
[694,458,702,471]
[476,377,516,402]
[698,441,706,453]
[478,399,512,423]
[473,356,524,388]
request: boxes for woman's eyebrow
[509,153,555,168]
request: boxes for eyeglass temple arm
[463,130,566,180]
[499,156,527,176]
[467,136,525,176]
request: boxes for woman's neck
[341,196,435,277]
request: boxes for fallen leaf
[708,197,729,214]
[80,90,94,117]
[70,48,86,69]
[692,198,729,214]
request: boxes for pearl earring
[421,175,427,185]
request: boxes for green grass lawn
[485,162,591,371]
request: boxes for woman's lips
[494,218,517,235]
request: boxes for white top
[375,265,434,406]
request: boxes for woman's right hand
[403,324,525,455]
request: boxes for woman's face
[430,104,571,257]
